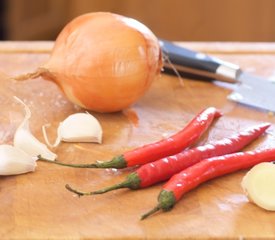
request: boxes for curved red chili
[137,122,270,188]
[122,107,221,167]
[65,123,270,196]
[141,147,275,219]
[40,107,221,168]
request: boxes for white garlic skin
[0,145,36,175]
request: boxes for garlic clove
[14,128,57,161]
[43,112,103,147]
[0,145,36,175]
[13,96,57,161]
[59,112,102,143]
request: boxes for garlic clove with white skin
[43,112,103,148]
[13,96,57,161]
[60,112,103,143]
[0,145,36,175]
[14,127,57,161]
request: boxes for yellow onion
[15,12,162,113]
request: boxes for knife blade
[160,40,275,112]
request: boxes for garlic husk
[0,145,36,175]
[43,112,102,148]
[13,96,57,161]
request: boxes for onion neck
[12,67,56,82]
[37,67,57,83]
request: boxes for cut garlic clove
[0,145,36,175]
[13,96,57,161]
[242,162,275,211]
[43,112,103,147]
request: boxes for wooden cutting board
[0,42,275,239]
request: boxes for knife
[160,40,275,112]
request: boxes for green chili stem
[65,181,131,196]
[37,154,127,169]
[140,205,161,220]
[38,155,98,168]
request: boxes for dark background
[1,0,275,41]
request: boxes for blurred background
[1,0,275,41]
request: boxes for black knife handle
[160,40,241,83]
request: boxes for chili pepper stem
[141,190,176,219]
[65,184,86,197]
[66,172,141,196]
[65,181,130,196]
[37,154,127,168]
[140,205,161,220]
[38,155,98,168]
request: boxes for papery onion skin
[39,12,162,113]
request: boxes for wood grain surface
[0,42,275,239]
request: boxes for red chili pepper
[40,107,221,168]
[138,122,270,188]
[141,147,275,219]
[122,107,222,167]
[65,123,270,196]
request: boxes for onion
[15,12,162,113]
